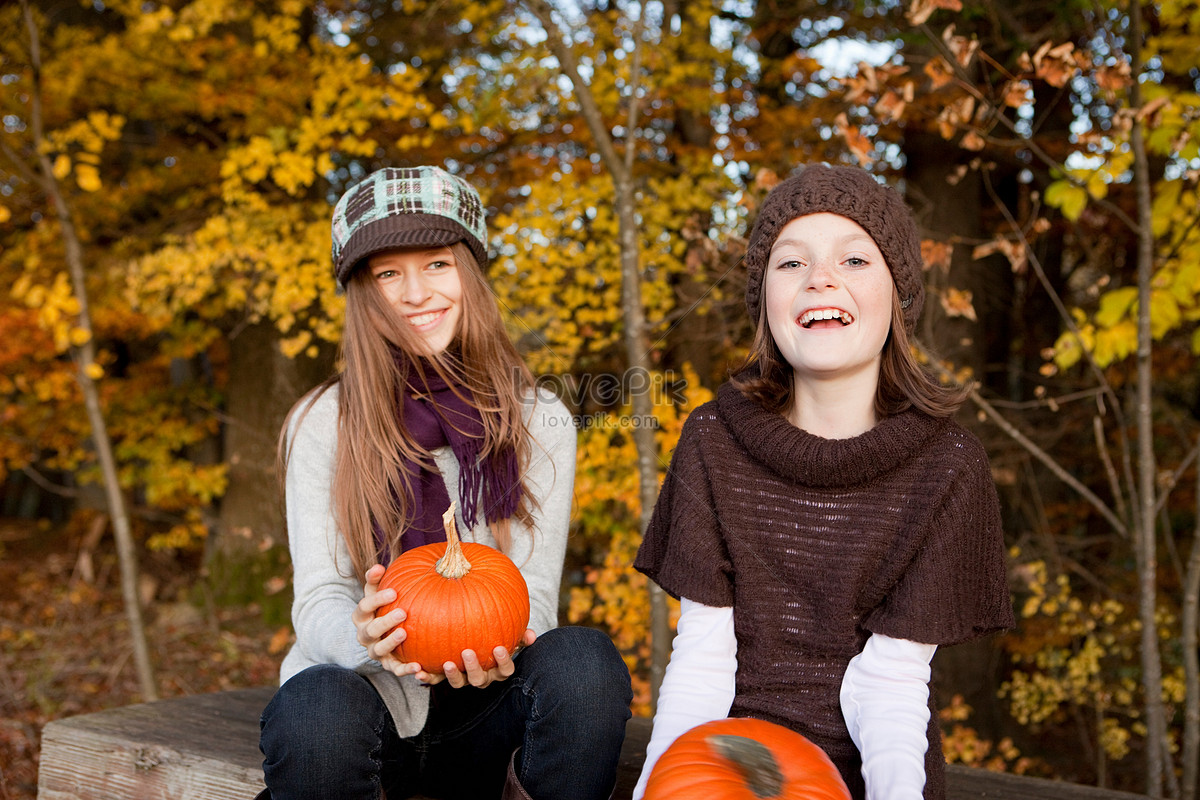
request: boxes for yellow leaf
[52,154,71,180]
[1149,290,1182,338]
[84,362,105,380]
[1044,180,1088,221]
[0,205,10,223]
[69,327,92,346]
[76,164,102,192]
[1095,287,1137,327]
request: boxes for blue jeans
[259,626,632,800]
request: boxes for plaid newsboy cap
[330,166,489,287]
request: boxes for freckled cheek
[763,276,798,326]
[764,299,797,342]
[378,284,403,308]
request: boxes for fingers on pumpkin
[440,661,466,688]
[460,649,490,687]
[373,503,530,676]
[492,646,515,676]
[363,564,387,587]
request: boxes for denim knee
[512,627,632,800]
[262,664,383,744]
[260,664,393,799]
[522,626,633,719]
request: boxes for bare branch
[969,385,1128,538]
[20,466,81,498]
[1094,415,1129,527]
[917,341,1128,537]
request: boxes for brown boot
[501,748,534,800]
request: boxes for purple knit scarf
[377,361,523,560]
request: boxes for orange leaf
[940,286,978,321]
[835,113,874,165]
[922,240,954,275]
[906,0,962,25]
[874,89,909,122]
[1002,80,1031,108]
[268,626,293,655]
[924,56,956,90]
[942,25,979,68]
[1095,62,1132,94]
[754,168,781,192]
[960,130,986,151]
[1031,41,1077,88]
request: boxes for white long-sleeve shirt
[633,598,935,800]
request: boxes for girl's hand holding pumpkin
[431,628,537,689]
[353,564,421,677]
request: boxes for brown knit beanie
[744,164,925,333]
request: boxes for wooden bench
[37,687,1151,800]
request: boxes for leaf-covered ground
[0,517,287,800]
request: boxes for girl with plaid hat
[632,164,1013,799]
[259,166,632,800]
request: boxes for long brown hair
[732,290,968,419]
[279,242,537,578]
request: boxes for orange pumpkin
[644,717,851,800]
[375,503,530,674]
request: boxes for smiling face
[368,246,464,356]
[764,212,896,390]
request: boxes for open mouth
[798,308,854,328]
[408,310,446,328]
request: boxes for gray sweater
[279,384,576,736]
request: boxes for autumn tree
[6,1,1199,791]
[2,0,748,710]
[811,0,1200,792]
[1,0,453,612]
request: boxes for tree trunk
[903,131,1010,388]
[209,322,333,606]
[20,0,156,701]
[1129,3,1167,793]
[527,0,670,706]
[1183,471,1200,800]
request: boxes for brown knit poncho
[635,382,1014,799]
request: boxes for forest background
[2,0,1199,797]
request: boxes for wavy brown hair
[732,290,969,420]
[280,242,537,578]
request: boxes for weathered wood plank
[38,689,1150,800]
[38,688,272,800]
[944,764,1151,800]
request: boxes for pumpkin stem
[709,734,784,799]
[435,503,472,579]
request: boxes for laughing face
[368,246,464,356]
[764,212,896,388]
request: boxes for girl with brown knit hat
[258,166,631,800]
[633,163,1014,799]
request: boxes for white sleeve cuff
[840,633,936,800]
[632,598,737,800]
